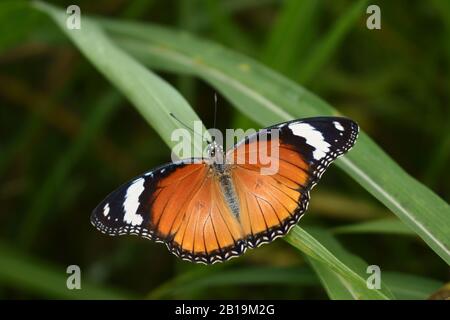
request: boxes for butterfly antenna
[213,93,218,130]
[169,113,210,143]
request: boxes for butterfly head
[207,139,225,165]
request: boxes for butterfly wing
[91,161,196,240]
[91,159,245,264]
[226,117,359,248]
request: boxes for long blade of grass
[287,226,394,299]
[97,19,450,265]
[0,242,135,299]
[309,190,389,221]
[382,272,443,300]
[311,262,444,300]
[307,258,356,299]
[333,218,415,236]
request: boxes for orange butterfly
[91,117,358,264]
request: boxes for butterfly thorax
[207,140,225,166]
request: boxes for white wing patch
[333,121,344,131]
[103,203,110,217]
[288,123,330,160]
[123,178,145,226]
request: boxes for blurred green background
[0,0,449,299]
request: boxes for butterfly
[91,117,359,264]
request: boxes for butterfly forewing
[274,117,359,182]
[90,162,184,239]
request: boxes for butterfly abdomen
[218,172,241,219]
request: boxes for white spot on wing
[103,203,110,217]
[289,123,330,160]
[333,121,344,131]
[123,178,145,226]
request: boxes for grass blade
[383,272,443,300]
[333,218,415,235]
[307,258,356,299]
[287,227,394,299]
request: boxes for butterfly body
[91,117,359,264]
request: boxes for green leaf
[382,272,443,300]
[333,218,415,236]
[0,242,134,299]
[307,258,356,299]
[97,19,450,265]
[287,227,394,299]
